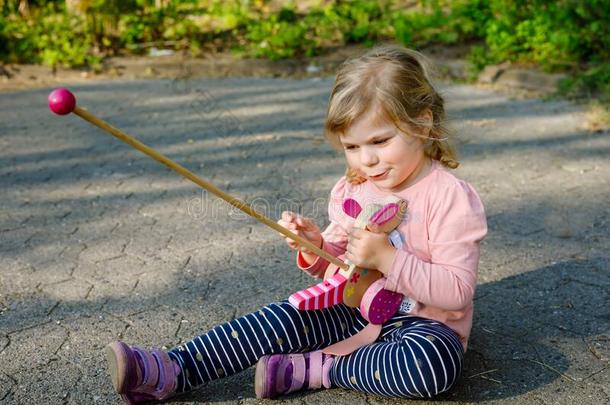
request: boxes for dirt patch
[0,44,473,93]
[0,46,363,92]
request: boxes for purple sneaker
[255,351,334,399]
[105,341,181,404]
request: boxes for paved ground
[0,77,608,404]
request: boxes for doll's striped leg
[329,316,464,398]
[168,300,368,393]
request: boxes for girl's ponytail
[345,167,367,185]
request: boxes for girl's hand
[277,211,322,254]
[346,226,396,275]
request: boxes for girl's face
[340,108,430,193]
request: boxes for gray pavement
[0,77,609,404]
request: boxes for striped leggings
[168,300,464,398]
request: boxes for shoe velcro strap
[308,351,323,389]
[151,350,177,399]
[322,355,334,388]
[286,354,306,393]
[132,347,159,392]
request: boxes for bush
[0,0,607,99]
[244,6,309,59]
[558,62,610,102]
[471,0,609,71]
[1,3,100,69]
[0,16,6,57]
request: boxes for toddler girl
[105,45,487,403]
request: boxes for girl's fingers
[281,212,318,232]
[277,219,294,237]
[297,216,318,232]
[367,223,381,233]
[282,211,295,222]
[278,213,320,250]
[295,216,308,227]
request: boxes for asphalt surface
[0,77,608,404]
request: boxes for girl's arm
[384,182,487,311]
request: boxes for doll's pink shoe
[105,341,181,404]
[255,351,334,399]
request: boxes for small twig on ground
[586,335,610,361]
[480,375,503,384]
[468,369,499,379]
[524,358,579,382]
[582,366,608,381]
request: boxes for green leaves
[0,0,606,99]
[0,4,100,69]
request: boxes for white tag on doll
[398,297,416,314]
[388,230,404,248]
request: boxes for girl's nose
[360,147,379,166]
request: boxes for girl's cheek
[345,154,358,168]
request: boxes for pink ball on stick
[48,88,76,115]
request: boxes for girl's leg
[169,300,367,393]
[330,316,464,399]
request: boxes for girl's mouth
[369,170,388,180]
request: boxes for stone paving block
[0,371,17,403]
[0,295,59,334]
[84,277,128,302]
[1,322,68,374]
[77,237,131,264]
[70,260,106,282]
[131,266,181,296]
[9,359,82,403]
[118,307,188,347]
[71,217,128,244]
[0,264,38,297]
[92,253,147,279]
[41,277,94,302]
[16,237,75,267]
[29,260,77,285]
[0,226,37,254]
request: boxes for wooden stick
[72,106,349,271]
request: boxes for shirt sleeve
[384,180,488,310]
[296,177,350,278]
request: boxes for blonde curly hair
[324,45,459,184]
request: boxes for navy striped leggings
[167,300,464,398]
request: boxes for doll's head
[325,45,458,185]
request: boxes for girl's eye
[344,145,358,150]
[373,138,390,145]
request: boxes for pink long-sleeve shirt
[296,160,487,350]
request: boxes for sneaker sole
[254,355,270,399]
[105,341,129,393]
